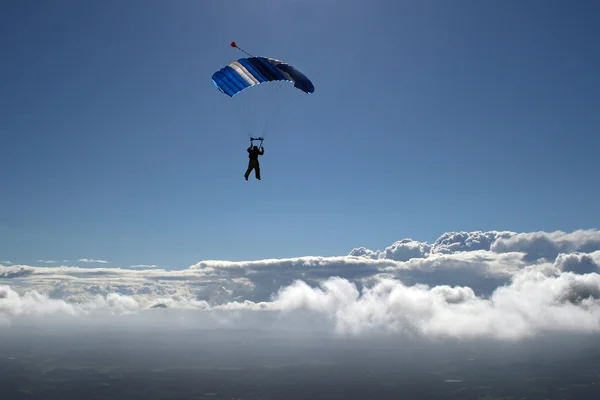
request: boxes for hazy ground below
[1,316,599,399]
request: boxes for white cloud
[431,231,516,254]
[348,246,380,259]
[222,268,600,340]
[384,239,431,261]
[2,229,600,342]
[0,285,80,317]
[491,229,600,261]
[0,265,35,279]
[78,258,109,264]
[349,229,600,262]
[553,251,600,275]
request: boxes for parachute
[212,56,315,97]
[211,42,314,141]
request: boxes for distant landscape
[1,321,599,400]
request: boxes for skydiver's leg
[255,162,261,180]
[244,162,253,180]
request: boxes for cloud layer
[2,229,600,341]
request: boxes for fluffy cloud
[430,231,516,254]
[0,265,35,279]
[2,229,600,341]
[491,230,600,261]
[384,239,431,261]
[348,229,600,262]
[0,285,79,317]
[252,271,600,340]
[554,251,600,275]
[348,238,430,261]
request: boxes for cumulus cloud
[384,239,431,261]
[349,229,600,263]
[2,229,600,342]
[349,238,431,261]
[491,229,600,261]
[348,247,381,259]
[431,231,516,254]
[217,266,600,340]
[0,265,35,279]
[0,285,80,317]
[554,251,600,275]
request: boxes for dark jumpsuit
[245,146,264,180]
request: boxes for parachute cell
[212,57,314,97]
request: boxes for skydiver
[244,142,264,181]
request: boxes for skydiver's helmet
[253,146,258,151]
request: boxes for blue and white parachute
[212,56,315,97]
[211,42,314,139]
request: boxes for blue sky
[1,0,599,269]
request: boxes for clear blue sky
[1,0,599,269]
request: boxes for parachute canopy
[212,57,315,97]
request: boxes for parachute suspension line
[227,91,252,139]
[260,81,284,138]
[232,88,274,140]
[265,81,297,138]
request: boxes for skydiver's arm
[259,148,264,155]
